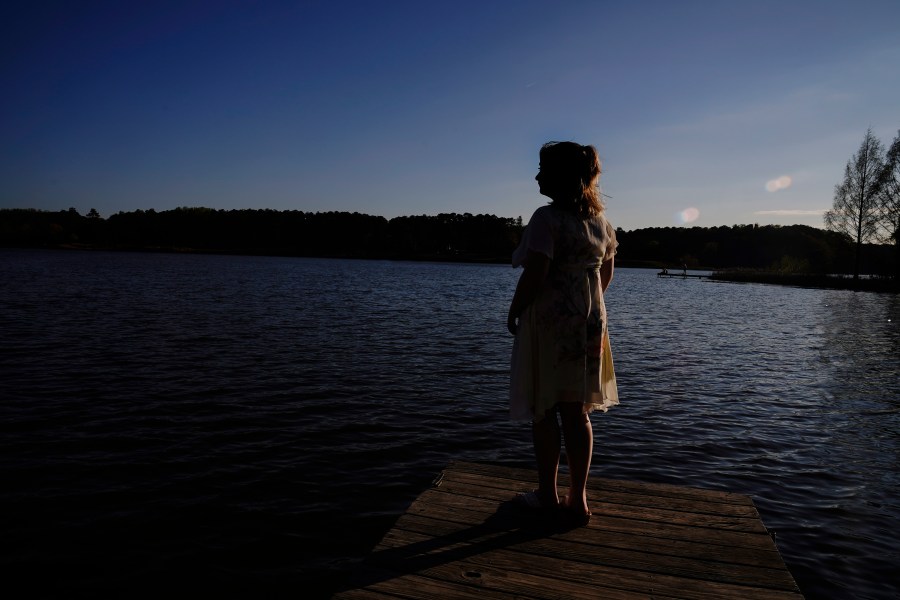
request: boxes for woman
[507,141,619,525]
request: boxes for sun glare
[678,207,700,224]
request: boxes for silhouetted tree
[875,130,900,279]
[824,128,885,280]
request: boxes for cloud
[765,175,793,192]
[754,209,826,216]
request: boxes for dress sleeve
[604,217,618,262]
[512,206,554,267]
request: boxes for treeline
[619,223,892,275]
[0,207,520,262]
[0,207,894,275]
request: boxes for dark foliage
[0,208,895,276]
[613,223,889,275]
[0,207,518,263]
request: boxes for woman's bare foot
[560,494,592,525]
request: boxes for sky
[2,0,899,231]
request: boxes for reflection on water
[608,274,899,599]
[0,250,898,599]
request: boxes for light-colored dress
[509,204,619,421]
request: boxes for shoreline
[6,244,897,292]
[708,270,899,293]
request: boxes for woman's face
[535,160,565,199]
[534,161,559,198]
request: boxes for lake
[1,249,898,599]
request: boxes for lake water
[1,249,898,599]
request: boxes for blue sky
[2,0,898,231]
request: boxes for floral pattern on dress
[510,204,619,421]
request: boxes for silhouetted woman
[507,141,619,525]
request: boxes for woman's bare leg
[559,402,593,515]
[531,407,561,507]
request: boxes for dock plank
[331,461,803,599]
[449,461,754,505]
[371,526,798,600]
[438,471,764,522]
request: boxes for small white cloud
[765,175,792,192]
[754,209,827,216]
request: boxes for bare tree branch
[874,130,900,277]
[823,128,885,279]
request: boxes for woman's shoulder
[590,210,615,230]
[529,203,556,220]
[524,203,559,229]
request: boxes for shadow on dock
[331,461,803,599]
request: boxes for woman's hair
[540,141,604,217]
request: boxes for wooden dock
[331,461,803,599]
[658,272,707,279]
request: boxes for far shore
[706,270,898,293]
[7,244,898,293]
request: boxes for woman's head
[536,141,603,217]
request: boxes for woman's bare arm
[600,255,614,293]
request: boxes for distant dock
[331,461,803,599]
[658,271,708,279]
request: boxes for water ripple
[1,250,898,598]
